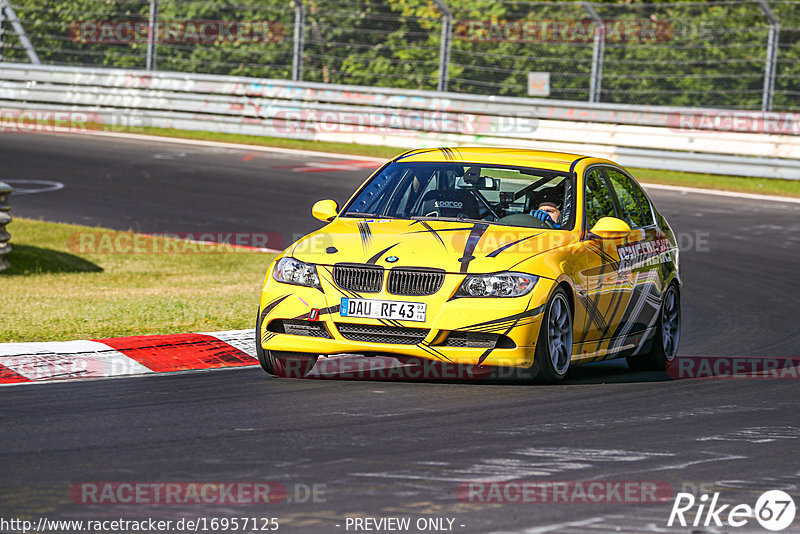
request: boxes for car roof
[393,147,608,173]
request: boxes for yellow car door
[603,167,664,343]
[575,167,634,353]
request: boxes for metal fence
[0,0,798,111]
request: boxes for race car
[256,147,681,382]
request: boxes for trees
[4,0,798,110]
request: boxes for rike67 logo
[668,490,796,531]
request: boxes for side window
[633,180,654,226]
[605,168,645,228]
[394,169,435,216]
[410,172,439,215]
[584,169,617,229]
[392,174,416,216]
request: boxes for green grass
[629,168,800,197]
[0,218,275,342]
[124,126,800,198]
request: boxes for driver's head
[537,201,560,225]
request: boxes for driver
[530,201,561,228]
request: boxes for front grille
[387,268,445,296]
[333,264,384,293]
[437,331,516,349]
[336,323,429,345]
[268,319,331,338]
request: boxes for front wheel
[530,287,573,384]
[255,312,319,378]
[627,283,681,371]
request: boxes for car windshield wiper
[411,215,487,224]
[342,212,391,218]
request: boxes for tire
[255,311,319,378]
[626,283,681,371]
[530,287,573,384]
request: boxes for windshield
[342,161,575,230]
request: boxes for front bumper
[258,269,554,368]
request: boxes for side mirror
[312,199,339,222]
[588,217,631,239]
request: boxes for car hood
[289,218,574,274]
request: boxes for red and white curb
[0,330,258,385]
[0,331,453,385]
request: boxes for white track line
[77,130,800,205]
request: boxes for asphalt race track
[2,132,800,533]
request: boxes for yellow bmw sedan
[256,147,681,382]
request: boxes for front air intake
[333,264,384,293]
[336,323,429,345]
[387,268,445,296]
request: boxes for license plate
[340,298,426,322]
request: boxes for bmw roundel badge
[386,256,399,263]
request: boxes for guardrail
[0,181,12,272]
[1,63,799,179]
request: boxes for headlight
[455,272,538,298]
[273,257,321,288]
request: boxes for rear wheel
[255,312,319,378]
[530,288,573,384]
[626,283,681,371]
